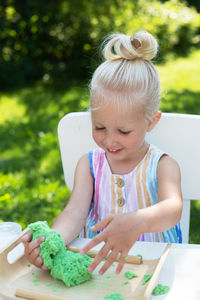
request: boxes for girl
[22,30,182,275]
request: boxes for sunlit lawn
[0,50,200,243]
[158,50,200,114]
[0,85,89,228]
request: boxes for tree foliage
[0,0,199,88]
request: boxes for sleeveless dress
[80,144,182,243]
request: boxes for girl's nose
[103,133,117,148]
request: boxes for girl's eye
[119,130,131,135]
[95,127,105,130]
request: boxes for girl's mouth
[107,148,122,154]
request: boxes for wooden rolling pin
[68,245,142,265]
[22,228,142,265]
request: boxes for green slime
[28,221,92,287]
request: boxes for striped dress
[80,144,182,243]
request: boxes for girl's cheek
[93,132,102,144]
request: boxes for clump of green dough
[28,221,92,287]
[152,284,170,295]
[29,221,65,269]
[120,281,128,286]
[51,249,91,286]
[104,293,124,300]
[142,274,152,285]
[124,271,138,279]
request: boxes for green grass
[158,51,200,92]
[190,201,200,243]
[157,50,200,115]
[0,50,200,243]
[0,84,89,228]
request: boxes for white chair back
[58,112,200,243]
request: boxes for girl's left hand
[80,213,141,275]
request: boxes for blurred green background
[0,0,200,243]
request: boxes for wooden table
[0,237,200,300]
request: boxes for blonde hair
[90,30,160,120]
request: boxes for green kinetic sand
[142,274,152,285]
[104,293,124,300]
[28,221,92,287]
[124,271,138,279]
[120,281,128,286]
[152,284,170,296]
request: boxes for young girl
[22,30,182,275]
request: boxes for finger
[115,251,128,274]
[90,216,112,232]
[24,237,45,257]
[99,249,119,275]
[30,246,41,263]
[87,244,110,272]
[41,265,48,271]
[21,233,33,243]
[25,247,42,266]
[80,231,106,255]
[34,255,44,268]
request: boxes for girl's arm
[138,155,183,233]
[51,154,94,244]
[21,154,93,269]
[81,155,182,275]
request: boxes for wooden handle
[4,227,142,265]
[68,245,142,265]
[0,227,30,257]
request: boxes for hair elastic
[131,38,141,49]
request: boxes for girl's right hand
[21,233,48,271]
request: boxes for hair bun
[103,30,158,61]
[131,31,158,60]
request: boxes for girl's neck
[106,141,149,175]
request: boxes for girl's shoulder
[149,144,179,168]
[144,144,167,167]
[157,154,181,176]
[76,153,91,171]
[151,144,181,182]
[73,153,94,188]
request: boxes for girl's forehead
[91,102,144,124]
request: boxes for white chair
[58,112,200,243]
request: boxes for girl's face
[92,102,155,164]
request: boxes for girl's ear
[147,111,162,132]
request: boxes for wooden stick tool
[22,228,142,265]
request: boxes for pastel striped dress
[80,144,182,243]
